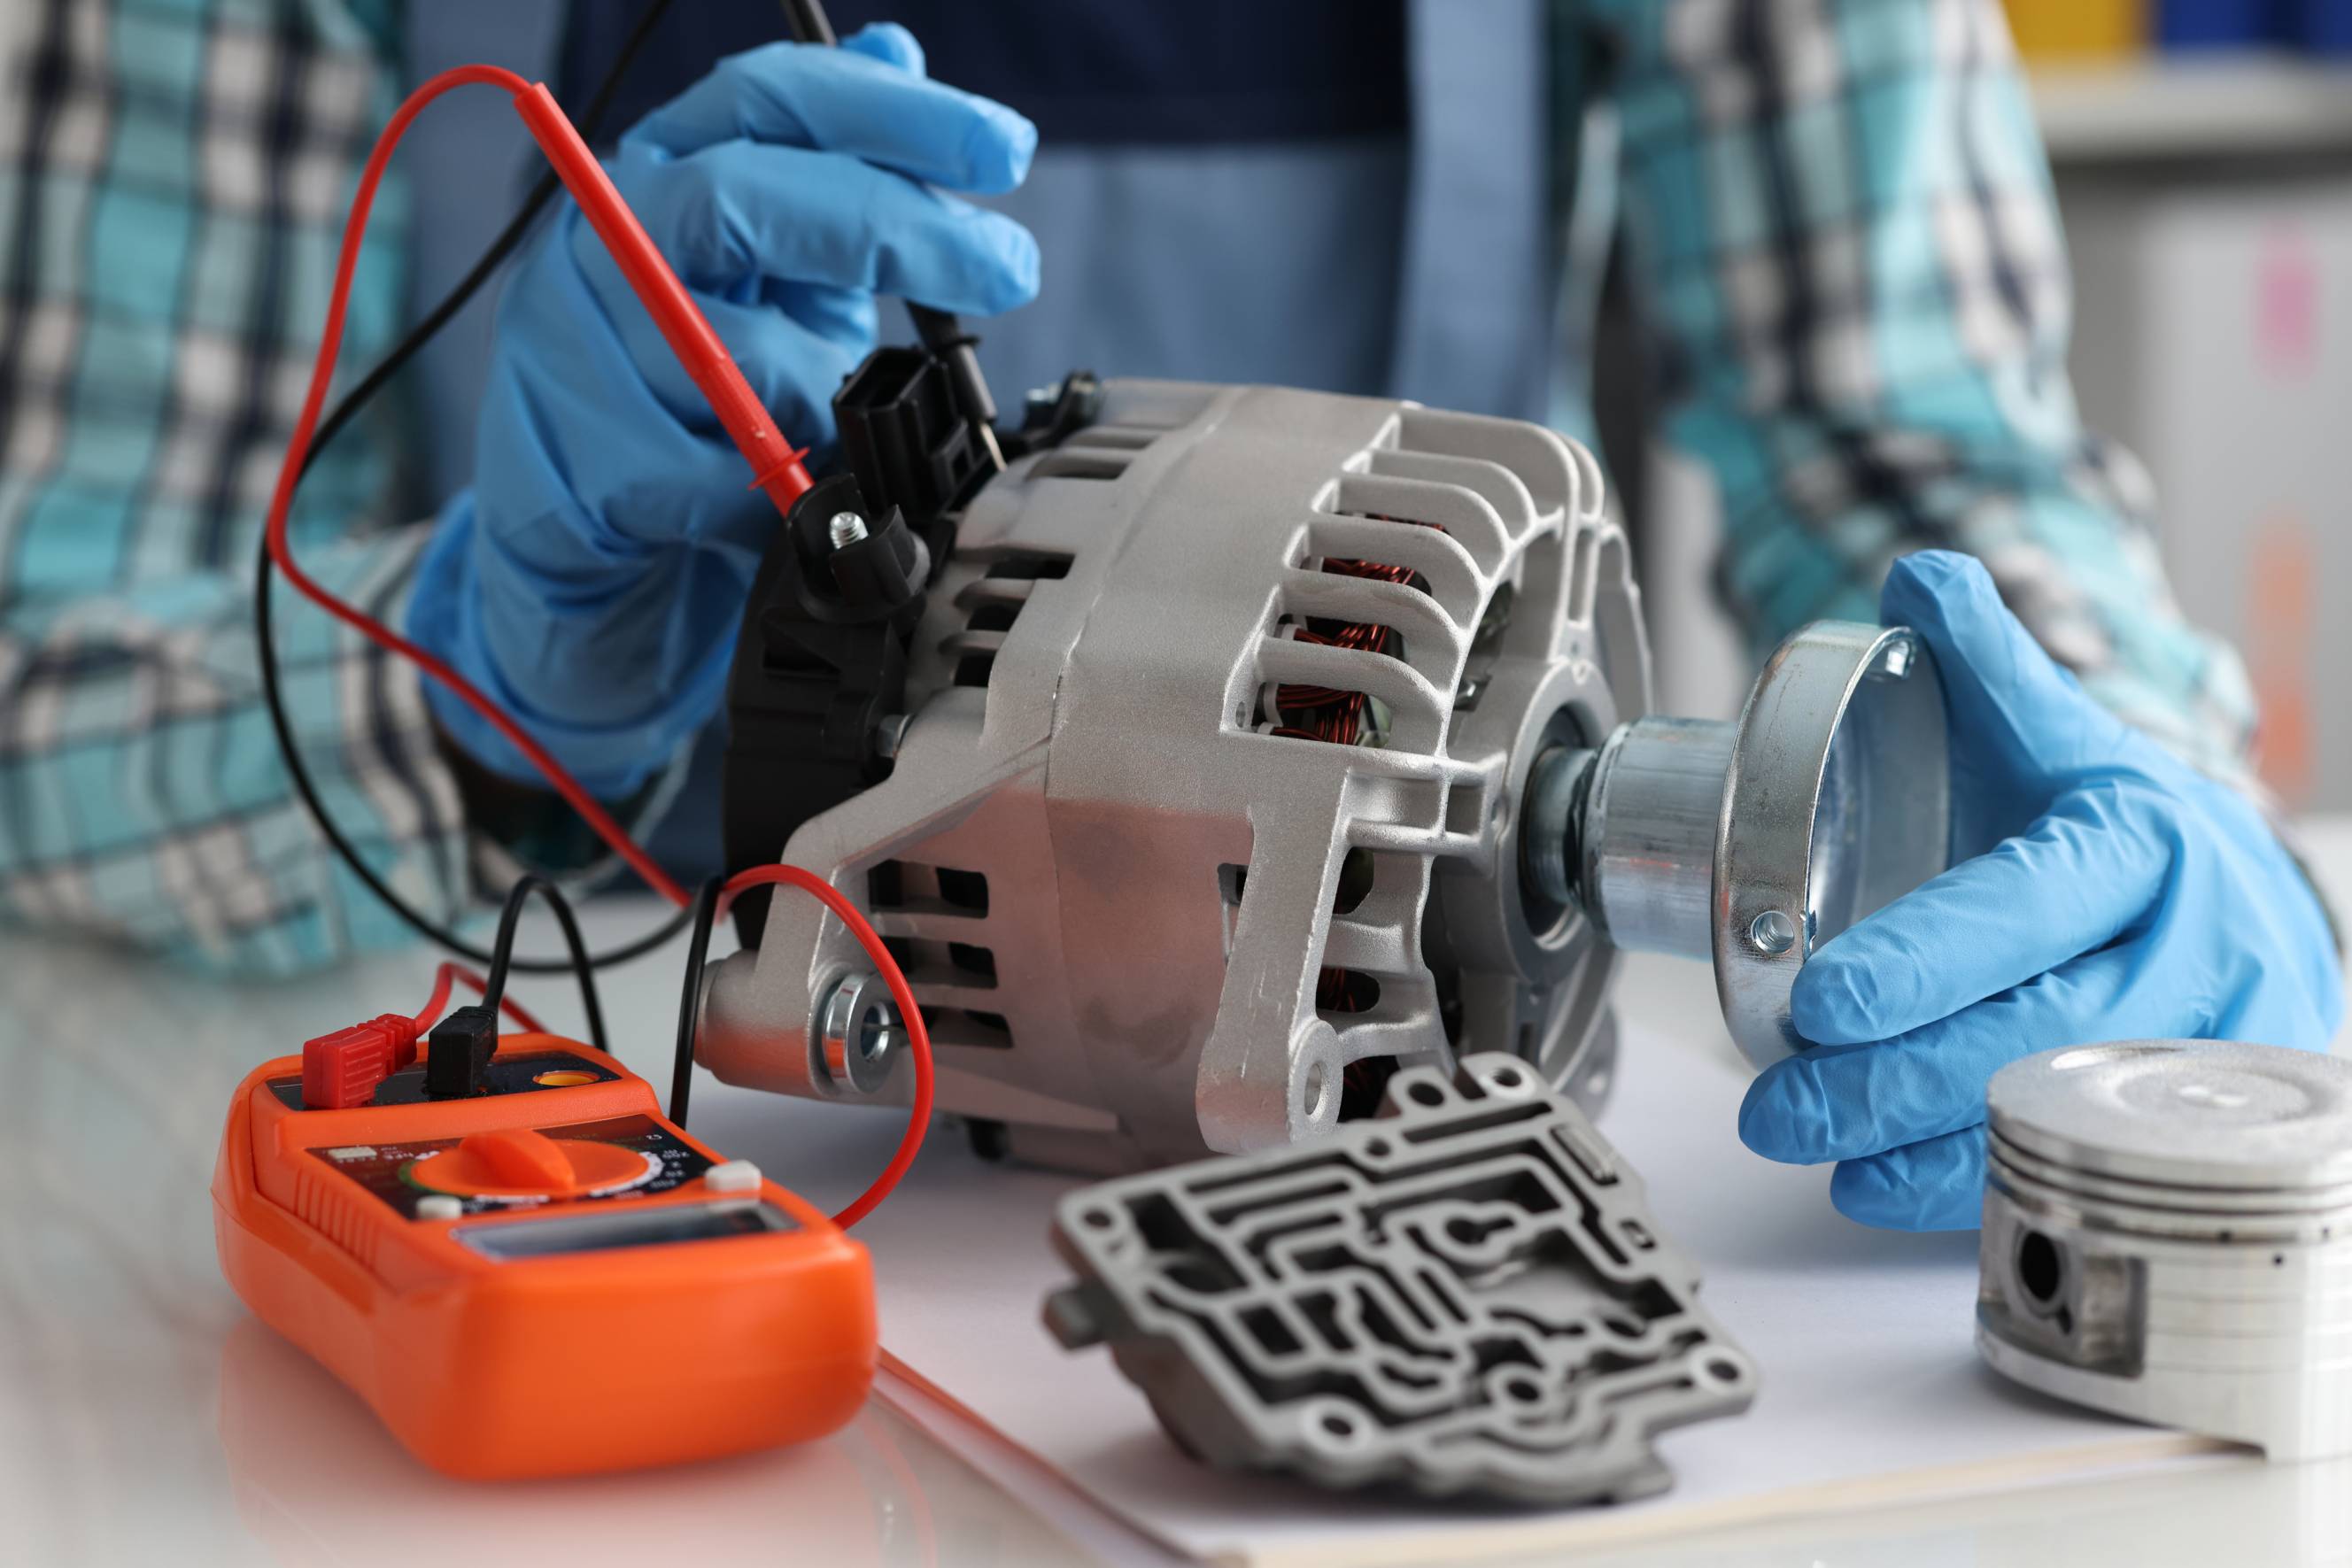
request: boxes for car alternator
[700,374,1949,1171]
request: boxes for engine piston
[1977,1040,2352,1461]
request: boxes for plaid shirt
[1595,0,2255,769]
[0,0,470,972]
[0,0,2263,975]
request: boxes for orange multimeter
[212,1029,876,1479]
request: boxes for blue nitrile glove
[1738,552,2343,1232]
[407,26,1039,797]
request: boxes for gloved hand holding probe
[1738,552,2345,1231]
[407,26,1039,799]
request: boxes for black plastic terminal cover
[720,469,930,946]
[424,1005,498,1100]
[721,353,1100,946]
[1005,369,1103,460]
[835,344,989,529]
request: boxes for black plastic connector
[907,304,1003,474]
[835,345,992,534]
[424,1005,497,1100]
[1006,370,1103,459]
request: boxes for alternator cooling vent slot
[944,552,1074,688]
[866,860,1015,1051]
[905,989,1017,1051]
[1030,451,1131,482]
[1316,966,1381,1019]
[1316,520,1435,597]
[983,552,1073,583]
[1251,508,1471,750]
[868,861,990,916]
[1028,423,1164,482]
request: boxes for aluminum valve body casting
[1978,1040,2352,1461]
[1042,1052,1758,1503]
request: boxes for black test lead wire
[479,875,608,1057]
[254,0,687,976]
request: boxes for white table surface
[4,821,2348,1568]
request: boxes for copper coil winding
[1263,521,1443,1108]
[1271,521,1430,747]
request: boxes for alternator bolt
[1746,909,1799,956]
[828,511,870,549]
[817,969,901,1095]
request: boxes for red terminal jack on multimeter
[215,49,940,1479]
[213,1008,877,1479]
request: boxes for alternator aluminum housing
[699,380,1649,1171]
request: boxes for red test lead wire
[261,64,814,908]
[265,64,929,1229]
[715,862,935,1232]
[509,86,812,512]
[260,64,689,906]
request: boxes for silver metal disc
[1711,622,1950,1070]
[1988,1040,2352,1193]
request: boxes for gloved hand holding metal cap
[1737,552,2345,1232]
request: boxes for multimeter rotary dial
[407,1127,660,1202]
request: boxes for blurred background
[1647,0,2352,813]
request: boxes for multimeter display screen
[455,1201,795,1260]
